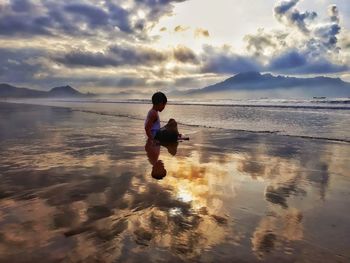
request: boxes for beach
[0,101,350,262]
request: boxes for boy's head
[152,92,167,112]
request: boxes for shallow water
[6,98,350,142]
[0,102,350,262]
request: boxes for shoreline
[2,101,350,144]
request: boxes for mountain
[0,84,95,98]
[0,83,47,97]
[185,72,350,98]
[48,85,83,97]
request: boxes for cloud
[53,44,169,68]
[268,49,348,74]
[135,0,187,22]
[274,0,298,15]
[195,28,210,38]
[0,0,189,38]
[174,25,189,32]
[311,6,341,51]
[268,50,306,70]
[88,77,148,89]
[109,44,168,65]
[328,5,339,23]
[0,47,47,84]
[173,46,198,64]
[200,45,261,74]
[0,0,349,92]
[313,23,341,50]
[0,2,61,36]
[244,29,287,58]
[0,47,154,90]
[340,34,350,49]
[104,2,133,34]
[64,3,110,29]
[0,1,108,37]
[10,0,33,13]
[242,1,348,75]
[274,0,317,33]
[53,50,120,68]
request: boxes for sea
[4,97,350,142]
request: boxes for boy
[144,92,180,142]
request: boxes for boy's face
[158,103,166,112]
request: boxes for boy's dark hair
[152,92,167,105]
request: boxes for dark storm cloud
[201,46,261,74]
[173,46,198,64]
[53,44,169,68]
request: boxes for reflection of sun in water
[162,151,239,212]
[177,188,194,203]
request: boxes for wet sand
[0,102,350,262]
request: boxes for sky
[0,0,349,95]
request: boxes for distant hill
[0,84,95,98]
[184,72,350,98]
[48,85,83,97]
[0,83,47,98]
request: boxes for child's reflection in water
[145,139,178,180]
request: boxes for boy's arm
[145,111,157,140]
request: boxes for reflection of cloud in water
[1,103,350,262]
[252,208,303,259]
[163,151,237,211]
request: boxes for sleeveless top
[145,109,160,138]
